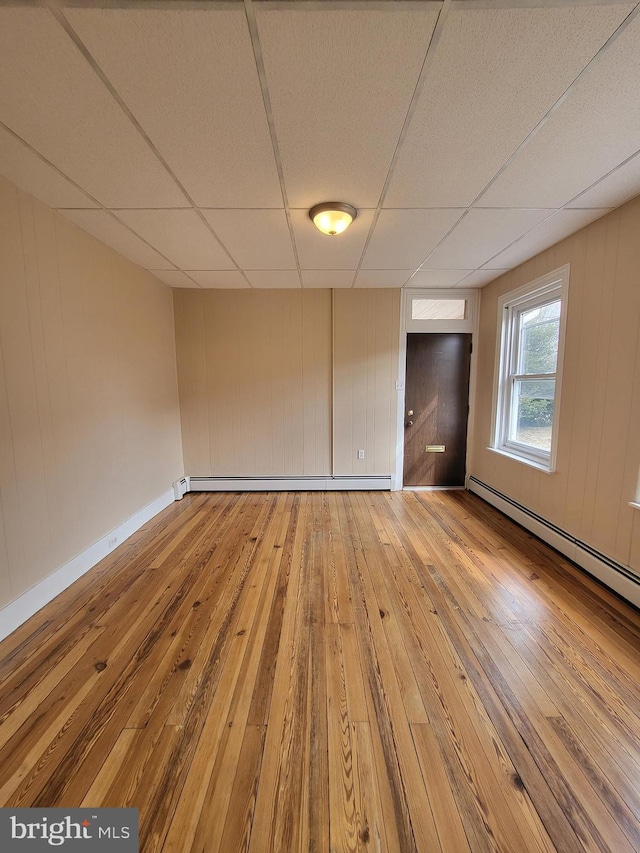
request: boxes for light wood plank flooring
[1,490,640,852]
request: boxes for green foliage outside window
[518,397,554,427]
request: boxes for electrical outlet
[108,536,118,549]
[357,449,365,460]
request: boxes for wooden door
[403,333,471,487]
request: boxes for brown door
[403,333,471,487]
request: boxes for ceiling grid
[0,0,638,289]
[243,0,304,288]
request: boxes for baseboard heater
[468,475,640,610]
[188,475,391,492]
[173,477,189,500]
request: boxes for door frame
[393,289,480,490]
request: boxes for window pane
[511,379,555,451]
[411,298,466,320]
[518,300,560,374]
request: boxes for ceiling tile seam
[471,206,569,211]
[52,0,441,7]
[0,121,184,272]
[34,2,243,8]
[0,119,97,206]
[400,207,471,285]
[201,207,287,212]
[148,272,204,289]
[453,270,495,288]
[174,271,204,288]
[63,208,182,267]
[467,2,640,211]
[244,0,303,288]
[58,206,192,211]
[352,0,455,283]
[262,1,444,10]
[451,0,636,9]
[416,3,640,272]
[476,209,588,270]
[45,0,256,289]
[565,207,616,211]
[561,145,640,208]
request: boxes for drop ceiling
[1,0,639,291]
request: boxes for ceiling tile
[457,269,508,289]
[202,210,296,270]
[567,152,640,209]
[291,208,374,270]
[0,125,97,209]
[149,270,198,288]
[245,271,301,289]
[62,209,175,269]
[116,210,235,270]
[479,14,640,208]
[302,271,354,289]
[187,271,249,289]
[354,270,412,289]
[67,7,282,208]
[385,4,634,208]
[0,8,187,209]
[424,209,551,269]
[362,209,463,270]
[256,5,439,209]
[408,269,474,288]
[482,208,611,270]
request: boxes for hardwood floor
[1,490,640,852]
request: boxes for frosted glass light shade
[309,202,357,236]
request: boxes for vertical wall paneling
[0,175,184,611]
[174,289,332,477]
[563,216,608,537]
[471,194,640,577]
[580,210,621,548]
[631,510,640,573]
[175,289,211,475]
[174,288,400,480]
[332,289,400,476]
[0,180,27,601]
[606,205,640,561]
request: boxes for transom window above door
[404,290,476,333]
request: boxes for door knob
[407,409,413,416]
[405,420,414,427]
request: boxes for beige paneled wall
[174,288,332,476]
[173,287,401,480]
[0,176,183,610]
[471,196,640,574]
[333,289,400,475]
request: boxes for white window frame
[490,265,569,473]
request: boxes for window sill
[486,446,555,474]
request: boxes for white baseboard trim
[189,475,392,492]
[404,486,466,492]
[468,476,640,610]
[0,488,175,642]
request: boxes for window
[492,265,569,472]
[404,290,476,333]
[411,298,466,321]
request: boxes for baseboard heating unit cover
[468,476,640,610]
[189,476,392,492]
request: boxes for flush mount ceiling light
[308,202,358,236]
